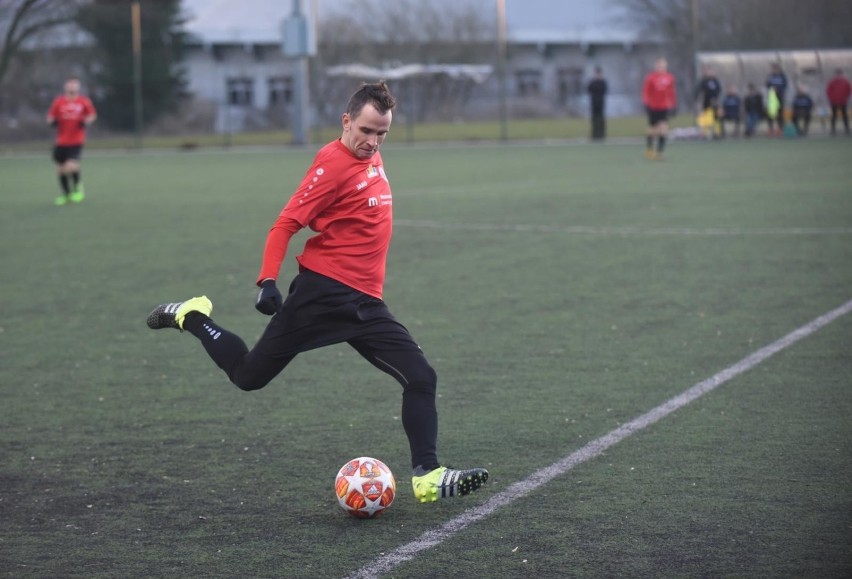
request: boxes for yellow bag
[697,108,715,129]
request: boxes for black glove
[79,120,87,129]
[255,279,282,315]
[50,119,58,127]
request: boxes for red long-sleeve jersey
[47,95,96,146]
[643,71,677,111]
[257,139,393,299]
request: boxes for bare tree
[697,0,852,51]
[613,0,852,57]
[0,0,81,87]
[613,0,852,109]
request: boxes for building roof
[181,0,640,46]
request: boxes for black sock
[402,387,439,471]
[72,171,80,187]
[182,312,250,378]
[657,136,667,152]
[646,135,653,149]
[59,175,70,194]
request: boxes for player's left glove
[255,279,282,315]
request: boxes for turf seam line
[396,219,852,236]
[346,297,852,579]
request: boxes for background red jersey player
[46,76,97,205]
[642,58,677,160]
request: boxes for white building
[180,0,660,131]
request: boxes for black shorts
[258,269,422,356]
[52,145,83,164]
[647,108,669,126]
[228,269,433,392]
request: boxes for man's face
[341,103,392,159]
[64,80,80,98]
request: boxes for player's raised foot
[411,466,488,503]
[55,195,69,206]
[70,186,85,203]
[645,149,656,160]
[146,296,212,331]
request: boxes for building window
[268,76,293,106]
[227,77,254,106]
[515,69,541,96]
[557,67,583,106]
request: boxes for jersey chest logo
[366,164,388,183]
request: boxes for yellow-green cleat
[412,466,488,503]
[55,195,69,206]
[70,185,85,203]
[146,296,213,331]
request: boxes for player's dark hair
[346,81,396,119]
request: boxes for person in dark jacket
[765,63,788,135]
[743,83,765,138]
[719,86,742,138]
[791,85,814,136]
[586,66,608,140]
[694,65,722,138]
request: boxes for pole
[291,0,309,146]
[691,0,699,89]
[131,1,143,148]
[496,0,508,141]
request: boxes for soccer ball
[335,456,396,518]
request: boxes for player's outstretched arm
[254,215,301,314]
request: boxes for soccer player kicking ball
[147,81,488,504]
[46,77,97,205]
[642,58,677,160]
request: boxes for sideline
[396,219,852,237]
[347,298,852,579]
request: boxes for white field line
[347,298,852,579]
[395,219,852,237]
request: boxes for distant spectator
[765,63,788,136]
[825,68,851,136]
[719,86,742,138]
[743,83,765,138]
[791,85,814,136]
[694,66,722,138]
[586,66,608,140]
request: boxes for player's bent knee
[234,381,265,391]
[402,366,437,397]
[230,370,273,392]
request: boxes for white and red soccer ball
[335,456,396,518]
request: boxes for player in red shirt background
[642,58,677,160]
[46,77,97,205]
[146,81,488,504]
[825,68,851,136]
